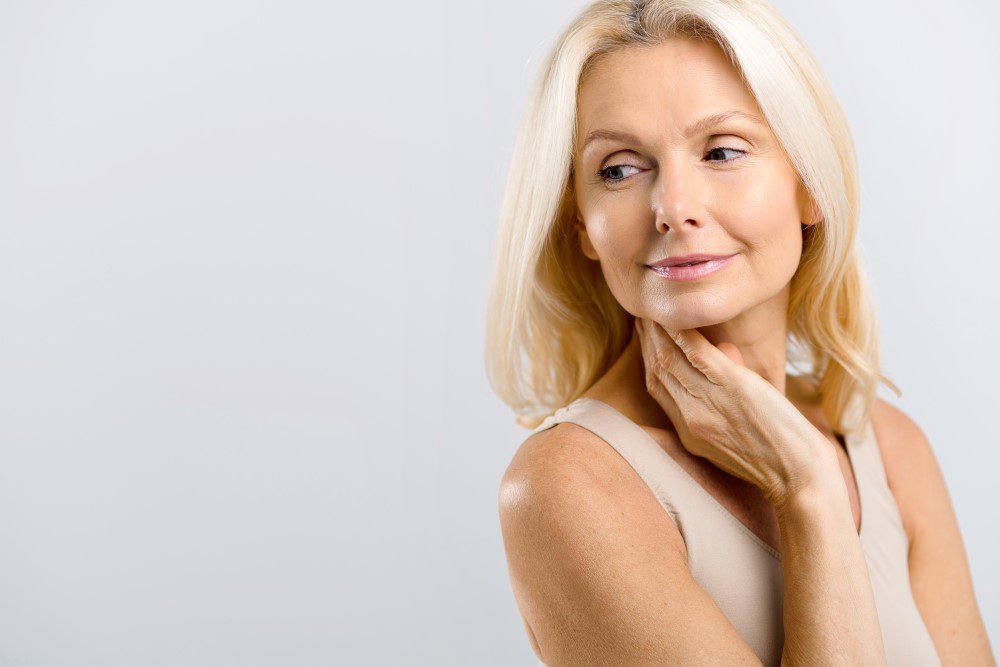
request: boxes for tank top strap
[834,391,905,537]
[532,397,684,483]
[844,417,890,487]
[843,413,911,569]
[841,411,937,664]
[530,397,783,560]
[530,395,787,663]
[531,397,696,525]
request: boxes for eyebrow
[580,109,764,155]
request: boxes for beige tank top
[530,396,940,666]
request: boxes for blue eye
[597,164,640,182]
[597,146,748,184]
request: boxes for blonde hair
[484,0,899,434]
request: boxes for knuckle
[644,362,661,388]
[687,418,707,439]
[664,354,684,377]
[687,350,707,370]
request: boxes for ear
[575,213,600,260]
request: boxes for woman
[486,1,994,665]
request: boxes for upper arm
[497,424,764,666]
[871,399,995,664]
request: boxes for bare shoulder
[869,398,995,663]
[500,421,689,563]
[870,396,928,450]
[496,423,763,665]
[869,398,932,475]
[504,422,658,499]
[503,422,605,482]
[868,398,941,543]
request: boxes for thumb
[664,327,735,384]
[716,341,746,368]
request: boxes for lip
[647,253,738,282]
[648,253,738,268]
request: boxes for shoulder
[499,423,614,520]
[499,421,688,557]
[869,398,942,544]
[868,403,995,661]
[870,397,927,442]
[869,398,936,479]
[501,422,641,508]
[496,425,763,663]
[869,397,933,473]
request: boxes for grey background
[0,0,996,664]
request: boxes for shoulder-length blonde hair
[484,0,899,434]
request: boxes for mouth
[648,252,738,268]
[647,253,737,282]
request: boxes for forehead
[576,38,761,136]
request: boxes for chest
[642,427,862,555]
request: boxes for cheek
[713,168,802,270]
[579,199,647,265]
[577,202,649,306]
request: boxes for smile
[647,254,737,281]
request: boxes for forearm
[774,458,886,666]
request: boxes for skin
[573,38,815,394]
[573,31,884,657]
[498,36,994,664]
[572,32,829,550]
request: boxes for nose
[652,161,703,234]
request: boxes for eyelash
[597,146,748,184]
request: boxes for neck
[695,316,789,396]
[682,285,791,395]
[597,295,795,430]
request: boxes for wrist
[766,442,842,517]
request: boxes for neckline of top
[566,396,869,562]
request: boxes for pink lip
[647,253,737,281]
[648,252,737,268]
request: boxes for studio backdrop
[0,0,996,665]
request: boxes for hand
[634,318,835,508]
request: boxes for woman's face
[573,37,819,330]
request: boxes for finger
[636,319,685,398]
[642,320,705,395]
[637,326,687,422]
[646,366,688,428]
[716,341,746,368]
[663,327,733,385]
[657,364,690,407]
[637,318,676,379]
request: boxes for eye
[596,146,748,185]
[704,146,747,162]
[597,164,640,183]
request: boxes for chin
[644,293,740,329]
